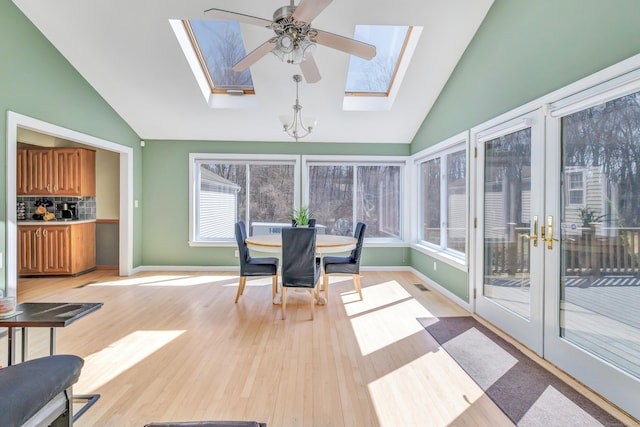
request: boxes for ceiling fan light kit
[204,0,376,83]
[281,74,316,141]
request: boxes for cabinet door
[54,148,82,195]
[16,148,28,195]
[27,149,53,194]
[42,226,72,274]
[17,226,42,274]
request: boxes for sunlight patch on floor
[367,352,467,426]
[346,280,435,356]
[74,330,184,392]
[89,275,237,287]
[341,280,414,316]
[226,276,273,288]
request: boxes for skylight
[345,25,411,96]
[185,20,254,94]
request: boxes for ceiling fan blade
[204,8,272,28]
[300,56,321,83]
[232,39,277,72]
[292,0,333,24]
[315,30,376,60]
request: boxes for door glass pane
[560,91,640,378]
[483,129,532,320]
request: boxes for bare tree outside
[200,162,295,236]
[189,20,253,88]
[309,164,401,237]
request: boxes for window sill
[188,240,235,247]
[410,243,467,271]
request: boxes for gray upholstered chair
[322,222,366,300]
[234,221,279,303]
[280,227,321,320]
[0,354,85,427]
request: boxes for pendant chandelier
[280,74,316,141]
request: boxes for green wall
[0,0,142,292]
[410,0,640,302]
[141,140,409,267]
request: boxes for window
[185,20,254,94]
[345,25,411,95]
[304,159,404,239]
[416,137,467,258]
[565,170,585,206]
[190,154,299,243]
[342,25,422,111]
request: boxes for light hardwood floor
[2,271,634,426]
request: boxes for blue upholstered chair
[234,221,279,303]
[322,222,366,300]
[281,227,321,320]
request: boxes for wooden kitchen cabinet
[17,146,96,196]
[18,222,96,276]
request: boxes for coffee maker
[57,202,77,219]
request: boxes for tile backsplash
[17,196,96,221]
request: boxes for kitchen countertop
[17,219,96,225]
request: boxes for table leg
[7,327,15,366]
[50,328,56,355]
[21,328,28,363]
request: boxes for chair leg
[353,274,363,300]
[235,276,247,303]
[281,287,287,319]
[323,273,329,300]
[309,289,315,320]
[272,275,278,302]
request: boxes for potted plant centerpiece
[291,206,312,227]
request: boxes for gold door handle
[521,215,539,246]
[542,215,559,249]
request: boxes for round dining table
[245,233,357,304]
[245,233,357,254]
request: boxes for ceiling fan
[204,0,376,84]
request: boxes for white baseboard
[132,265,240,274]
[409,267,473,313]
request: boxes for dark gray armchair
[281,227,321,320]
[234,221,279,303]
[322,222,366,300]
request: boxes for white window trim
[564,168,586,207]
[301,155,408,242]
[412,131,469,265]
[188,153,300,246]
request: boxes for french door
[543,87,640,417]
[474,83,640,418]
[474,109,546,355]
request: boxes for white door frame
[5,111,134,297]
[473,108,546,355]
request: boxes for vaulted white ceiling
[13,0,494,144]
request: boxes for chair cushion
[242,256,279,277]
[323,255,358,275]
[0,354,84,427]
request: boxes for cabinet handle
[54,184,58,191]
[43,229,47,237]
[46,184,51,192]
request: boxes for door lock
[542,215,559,249]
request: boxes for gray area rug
[418,316,624,426]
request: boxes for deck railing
[486,225,640,276]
